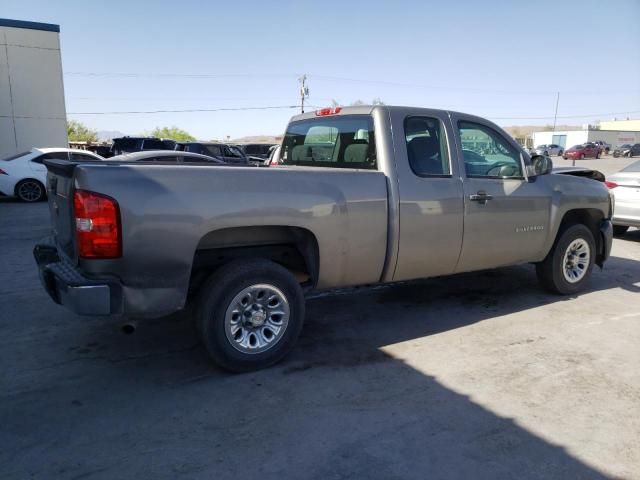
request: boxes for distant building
[0,18,67,159]
[598,118,640,132]
[533,119,640,150]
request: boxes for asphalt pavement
[1,186,639,479]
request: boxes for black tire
[15,179,45,202]
[197,258,305,372]
[558,150,563,157]
[536,224,596,295]
[613,225,629,236]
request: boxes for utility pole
[299,75,309,113]
[552,92,560,132]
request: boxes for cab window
[458,121,523,178]
[404,116,450,176]
[280,115,376,169]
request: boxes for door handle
[469,191,493,204]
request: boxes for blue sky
[3,0,640,139]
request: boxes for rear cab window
[280,115,376,169]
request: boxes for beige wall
[0,25,67,158]
[599,119,640,132]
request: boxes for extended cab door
[390,108,465,281]
[450,113,551,273]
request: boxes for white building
[533,124,640,151]
[1,18,67,159]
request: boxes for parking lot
[1,160,639,479]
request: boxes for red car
[562,143,600,160]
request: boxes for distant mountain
[231,135,283,144]
[96,130,126,142]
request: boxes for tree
[67,120,98,143]
[148,126,195,142]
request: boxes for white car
[534,144,564,156]
[0,148,103,202]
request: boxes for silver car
[608,159,640,235]
[534,144,564,156]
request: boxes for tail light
[315,106,342,116]
[73,190,122,258]
[604,181,618,189]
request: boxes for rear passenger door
[391,110,465,281]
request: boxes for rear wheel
[536,224,595,295]
[197,258,305,372]
[15,179,45,202]
[613,225,629,236]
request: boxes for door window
[458,121,523,178]
[222,145,246,159]
[33,151,69,164]
[404,117,450,176]
[141,139,165,150]
[203,145,222,156]
[70,152,99,161]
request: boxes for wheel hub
[245,305,267,327]
[224,284,290,354]
[562,239,590,284]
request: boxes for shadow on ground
[1,203,638,479]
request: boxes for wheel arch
[549,208,606,266]
[14,177,46,200]
[190,225,320,296]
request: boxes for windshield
[619,144,632,149]
[280,115,376,169]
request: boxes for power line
[309,75,640,96]
[489,110,640,120]
[65,71,298,79]
[64,105,640,120]
[63,71,640,96]
[67,105,310,115]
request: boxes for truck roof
[289,105,478,123]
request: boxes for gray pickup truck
[34,105,613,371]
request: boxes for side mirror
[531,154,553,176]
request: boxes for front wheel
[536,224,595,295]
[197,258,305,372]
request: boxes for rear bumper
[34,241,118,316]
[0,174,18,196]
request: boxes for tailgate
[44,159,78,260]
